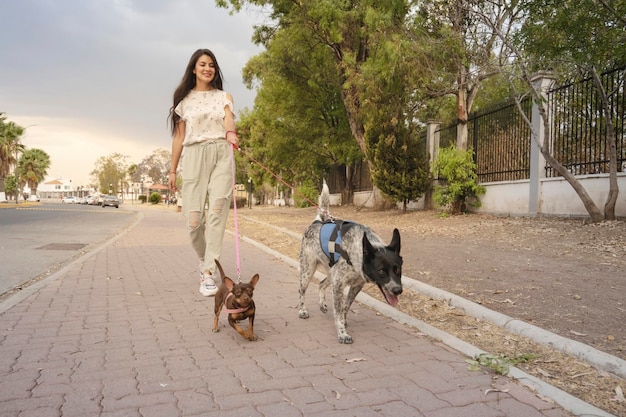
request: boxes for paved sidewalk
[0,207,578,417]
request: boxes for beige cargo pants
[182,139,233,277]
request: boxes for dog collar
[222,292,250,314]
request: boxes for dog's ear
[388,228,401,254]
[362,233,376,259]
[249,274,260,288]
[224,277,235,291]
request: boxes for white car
[61,196,79,204]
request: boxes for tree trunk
[339,80,386,208]
[590,67,619,220]
[456,67,469,150]
[341,164,354,205]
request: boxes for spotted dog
[298,182,403,344]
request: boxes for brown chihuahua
[212,259,260,341]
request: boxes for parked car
[61,196,79,204]
[101,195,120,208]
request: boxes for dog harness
[318,220,354,267]
[222,292,250,314]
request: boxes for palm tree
[0,115,26,195]
[18,148,51,196]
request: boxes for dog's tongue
[383,288,399,307]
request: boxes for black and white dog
[298,182,403,344]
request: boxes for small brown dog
[212,259,260,341]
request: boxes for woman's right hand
[168,172,177,191]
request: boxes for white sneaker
[199,273,218,297]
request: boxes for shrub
[138,195,147,204]
[432,145,486,214]
[293,181,319,208]
[231,197,247,208]
[149,192,162,204]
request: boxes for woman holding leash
[168,48,239,297]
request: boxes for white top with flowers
[174,89,234,146]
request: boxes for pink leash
[229,144,242,283]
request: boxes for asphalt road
[0,202,137,296]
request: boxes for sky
[0,0,267,188]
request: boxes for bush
[432,145,485,214]
[138,195,147,204]
[149,192,162,205]
[293,181,319,208]
[231,197,247,208]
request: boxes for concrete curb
[237,233,616,417]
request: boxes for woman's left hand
[226,130,239,149]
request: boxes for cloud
[1,0,266,186]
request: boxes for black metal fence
[548,68,626,177]
[438,66,626,182]
[472,97,532,182]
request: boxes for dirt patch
[228,205,626,416]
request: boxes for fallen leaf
[346,357,366,363]
[569,330,588,337]
[607,335,615,341]
[485,388,510,395]
[536,367,553,378]
[611,385,625,402]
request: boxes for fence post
[426,120,441,167]
[426,120,441,209]
[528,71,555,215]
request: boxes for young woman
[168,49,239,296]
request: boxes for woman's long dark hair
[168,49,225,136]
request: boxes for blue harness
[318,220,354,267]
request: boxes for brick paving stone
[256,402,305,417]
[0,206,585,417]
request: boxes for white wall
[474,173,626,217]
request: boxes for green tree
[4,175,17,200]
[237,22,361,200]
[0,114,25,197]
[127,163,138,196]
[432,145,485,213]
[18,148,51,196]
[370,133,431,212]
[219,0,429,207]
[138,148,171,186]
[417,0,523,149]
[90,153,129,195]
[359,25,433,212]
